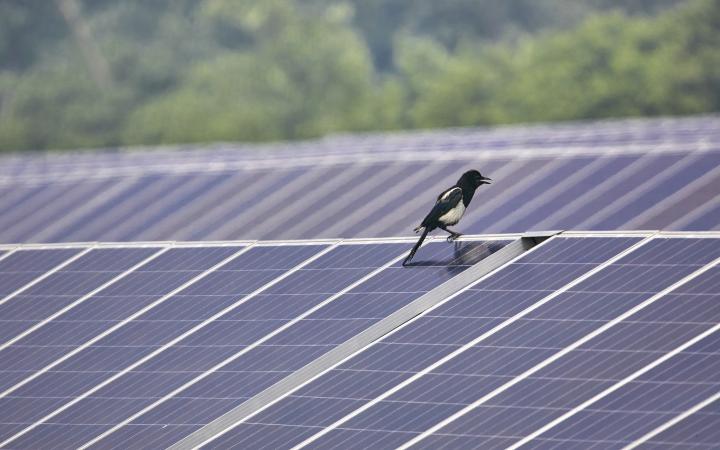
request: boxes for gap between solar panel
[167,231,557,450]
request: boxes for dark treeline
[0,0,717,152]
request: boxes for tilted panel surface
[637,398,720,449]
[0,247,162,342]
[0,116,718,244]
[0,245,252,444]
[204,236,643,449]
[512,263,720,449]
[403,237,720,449]
[0,248,82,297]
[56,240,508,450]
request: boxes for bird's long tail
[403,227,429,266]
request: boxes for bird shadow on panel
[403,241,507,275]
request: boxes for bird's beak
[481,176,492,184]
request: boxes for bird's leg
[447,231,463,242]
[403,227,429,266]
[439,225,462,242]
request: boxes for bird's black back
[420,186,463,230]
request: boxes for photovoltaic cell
[203,237,641,449]
[0,233,717,449]
[110,174,234,242]
[496,155,638,232]
[384,238,720,450]
[0,245,251,442]
[513,266,720,449]
[547,153,687,226]
[0,248,161,342]
[3,181,119,243]
[0,243,347,447]
[54,241,507,450]
[0,248,81,296]
[479,157,596,232]
[0,117,718,244]
[640,400,720,449]
[591,152,720,230]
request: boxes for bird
[403,170,492,266]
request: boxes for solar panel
[0,116,718,244]
[0,245,253,444]
[402,238,720,450]
[189,236,638,448]
[0,247,163,344]
[0,232,718,449]
[506,265,720,449]
[191,236,720,449]
[0,238,511,449]
[0,248,86,297]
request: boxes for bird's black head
[458,170,492,189]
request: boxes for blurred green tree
[408,0,720,126]
[0,0,716,152]
[124,0,376,144]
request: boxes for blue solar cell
[14,249,161,300]
[503,260,720,449]
[517,236,642,264]
[481,158,596,233]
[111,173,233,241]
[60,175,166,242]
[5,181,119,243]
[0,248,81,296]
[217,244,323,270]
[686,199,720,231]
[416,434,518,450]
[0,248,79,273]
[0,185,75,235]
[643,403,720,448]
[398,238,720,449]
[43,241,508,449]
[186,169,308,241]
[536,371,717,447]
[0,185,47,225]
[507,155,642,232]
[204,237,638,449]
[594,153,720,229]
[615,237,720,266]
[0,246,247,395]
[1,117,719,243]
[256,164,382,240]
[138,246,245,271]
[0,243,397,448]
[673,267,720,295]
[542,153,686,231]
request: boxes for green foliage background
[0,0,717,152]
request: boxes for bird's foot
[446,233,462,242]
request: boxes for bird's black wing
[420,186,463,229]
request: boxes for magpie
[403,170,491,266]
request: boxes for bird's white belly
[439,202,465,225]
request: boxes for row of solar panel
[2,115,718,180]
[183,234,720,450]
[0,233,718,449]
[0,236,507,449]
[1,142,719,245]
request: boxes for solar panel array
[1,115,719,244]
[0,231,718,449]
